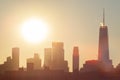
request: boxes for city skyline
[0,16,118,72]
[0,9,119,73]
[0,0,120,72]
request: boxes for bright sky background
[0,0,120,72]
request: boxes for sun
[21,17,49,43]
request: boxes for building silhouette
[98,9,113,71]
[51,42,69,72]
[34,54,41,70]
[27,63,34,71]
[27,53,41,70]
[80,10,113,72]
[0,47,20,74]
[80,60,103,72]
[44,48,52,69]
[52,42,64,63]
[73,46,79,72]
[12,47,19,70]
[44,42,69,72]
[3,56,13,71]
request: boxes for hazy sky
[0,0,120,72]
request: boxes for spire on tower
[103,8,105,26]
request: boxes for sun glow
[21,17,49,43]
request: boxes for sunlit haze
[0,0,120,72]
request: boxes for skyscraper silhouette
[98,9,113,71]
[44,48,52,68]
[27,53,41,70]
[12,47,19,70]
[52,42,64,63]
[73,46,79,72]
[33,53,41,70]
[51,42,69,72]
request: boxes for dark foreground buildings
[1,69,120,80]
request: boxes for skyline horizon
[0,29,116,72]
[0,13,117,72]
[0,12,117,72]
[0,0,120,72]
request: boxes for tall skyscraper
[34,53,41,70]
[44,48,52,68]
[52,42,64,63]
[51,42,68,72]
[98,9,113,71]
[12,47,19,70]
[73,46,79,72]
